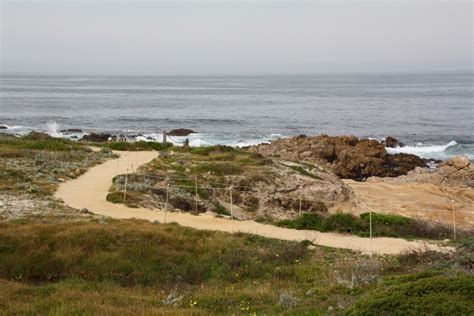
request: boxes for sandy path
[55,150,447,255]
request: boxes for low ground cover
[277,212,466,240]
[0,218,472,315]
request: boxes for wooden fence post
[124,169,128,202]
[229,186,233,220]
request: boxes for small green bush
[346,273,474,315]
[277,212,458,240]
[103,141,172,151]
[322,213,366,234]
[106,192,124,203]
[360,212,411,226]
[213,203,231,216]
[278,213,327,231]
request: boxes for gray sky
[1,0,472,74]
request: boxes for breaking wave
[386,140,472,160]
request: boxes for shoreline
[1,124,471,161]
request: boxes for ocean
[1,71,473,160]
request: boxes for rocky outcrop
[80,133,111,142]
[442,155,470,170]
[383,136,404,148]
[61,129,83,133]
[0,125,7,129]
[367,155,473,188]
[248,135,427,181]
[168,128,196,136]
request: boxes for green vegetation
[2,134,473,314]
[0,220,307,285]
[112,145,275,212]
[192,161,244,176]
[0,134,110,196]
[360,212,411,226]
[106,191,124,203]
[347,272,474,315]
[170,145,237,157]
[286,164,321,180]
[102,141,172,151]
[0,133,85,153]
[0,219,472,315]
[277,212,462,240]
[213,202,231,216]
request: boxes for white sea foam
[385,140,461,160]
[46,122,63,138]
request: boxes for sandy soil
[342,180,474,229]
[55,150,449,255]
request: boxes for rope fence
[115,150,462,242]
[117,172,340,204]
[113,168,345,223]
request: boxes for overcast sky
[1,0,472,74]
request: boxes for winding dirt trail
[55,150,447,255]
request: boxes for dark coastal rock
[80,133,111,142]
[0,125,8,129]
[383,136,405,148]
[61,128,83,133]
[248,135,427,181]
[168,128,197,136]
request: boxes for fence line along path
[55,150,448,255]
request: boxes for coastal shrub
[399,236,474,272]
[0,220,309,286]
[192,162,244,176]
[213,202,231,216]
[173,177,210,199]
[106,192,124,203]
[277,212,364,233]
[346,273,474,315]
[0,137,107,196]
[188,145,235,156]
[287,165,321,180]
[322,213,365,234]
[361,213,456,240]
[277,213,327,231]
[103,141,172,151]
[360,212,411,226]
[0,218,470,315]
[0,136,84,152]
[277,212,461,240]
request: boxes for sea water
[1,71,473,159]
